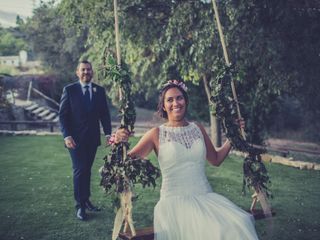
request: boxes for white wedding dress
[154,122,259,240]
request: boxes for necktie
[84,85,91,111]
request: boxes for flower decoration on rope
[210,64,271,198]
[162,79,188,92]
[100,53,160,239]
[100,53,160,196]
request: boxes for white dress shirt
[79,81,92,100]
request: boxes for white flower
[166,79,188,92]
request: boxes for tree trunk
[203,75,222,147]
[210,113,222,147]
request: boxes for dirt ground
[265,138,320,155]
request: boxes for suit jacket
[59,81,112,147]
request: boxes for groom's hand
[64,136,76,149]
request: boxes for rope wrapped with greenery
[210,64,271,197]
[100,54,160,239]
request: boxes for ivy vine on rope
[100,53,160,199]
[210,64,271,197]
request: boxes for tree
[0,27,28,56]
[24,0,320,143]
[58,0,211,124]
[22,1,88,100]
[221,0,320,142]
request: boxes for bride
[116,80,259,240]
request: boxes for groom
[59,60,112,221]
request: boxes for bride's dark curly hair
[157,80,189,119]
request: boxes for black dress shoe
[85,201,101,212]
[76,207,87,221]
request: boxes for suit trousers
[68,144,98,208]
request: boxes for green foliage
[100,146,160,194]
[21,0,320,142]
[23,1,87,82]
[158,1,220,81]
[0,75,10,108]
[210,64,271,196]
[222,0,320,143]
[0,27,28,56]
[100,54,136,126]
[20,1,90,102]
[270,95,320,143]
[185,81,210,122]
[100,55,160,195]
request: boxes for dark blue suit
[59,81,111,208]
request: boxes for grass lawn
[0,135,319,240]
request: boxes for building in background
[0,50,41,68]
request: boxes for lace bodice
[158,122,212,198]
[159,122,203,149]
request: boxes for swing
[105,1,159,239]
[210,0,275,219]
[112,0,274,239]
[104,1,157,239]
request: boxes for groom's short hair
[77,60,92,69]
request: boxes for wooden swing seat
[118,208,276,240]
[247,209,276,220]
[118,226,154,240]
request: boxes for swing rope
[211,0,244,138]
[211,0,272,218]
[112,0,135,238]
[101,2,160,239]
[114,0,121,65]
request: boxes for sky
[0,0,61,27]
[0,0,58,17]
